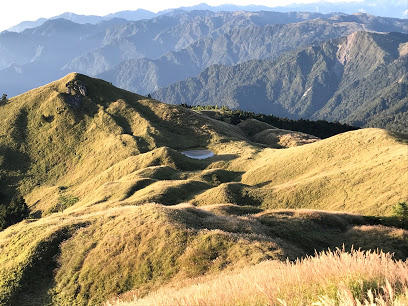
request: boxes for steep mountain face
[65,11,332,76]
[0,74,407,305]
[1,10,406,97]
[153,31,408,133]
[97,18,369,94]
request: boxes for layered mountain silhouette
[57,11,344,79]
[154,31,408,133]
[8,1,408,32]
[1,10,407,97]
[96,19,371,93]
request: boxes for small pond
[181,149,215,160]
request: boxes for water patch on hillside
[181,149,215,160]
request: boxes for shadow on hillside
[387,131,408,145]
[254,180,273,188]
[8,225,89,306]
[363,215,408,230]
[0,147,31,194]
[257,212,408,260]
[133,101,217,149]
[209,154,238,162]
[0,147,31,172]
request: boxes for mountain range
[2,10,352,96]
[1,10,407,105]
[7,0,408,33]
[153,31,408,133]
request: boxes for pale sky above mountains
[0,0,406,32]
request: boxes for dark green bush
[0,192,29,230]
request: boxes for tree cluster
[181,104,359,139]
[0,190,29,231]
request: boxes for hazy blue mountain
[153,31,408,133]
[0,19,102,71]
[8,13,105,33]
[1,9,407,98]
[96,13,408,94]
[7,0,407,33]
[97,20,362,94]
[104,9,156,20]
[7,18,48,33]
[0,31,38,70]
[62,11,330,76]
[72,10,408,78]
[1,11,215,96]
[270,0,408,19]
[0,19,120,95]
[7,10,157,33]
[162,1,407,18]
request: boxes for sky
[1,0,370,32]
[1,0,407,32]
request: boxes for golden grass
[1,201,407,305]
[239,128,408,215]
[0,204,291,305]
[237,118,277,136]
[0,73,247,211]
[1,73,408,305]
[3,73,405,216]
[253,128,320,148]
[109,248,408,306]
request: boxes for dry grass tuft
[110,248,408,306]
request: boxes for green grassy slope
[0,73,407,305]
[0,73,245,213]
[239,129,408,215]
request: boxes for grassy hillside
[0,73,407,305]
[239,129,408,215]
[0,72,244,212]
[1,73,406,218]
[1,203,407,305]
[185,128,407,216]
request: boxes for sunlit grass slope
[240,129,408,215]
[1,204,407,305]
[1,73,405,215]
[0,73,245,213]
[112,248,408,306]
[0,74,407,305]
[190,129,407,215]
